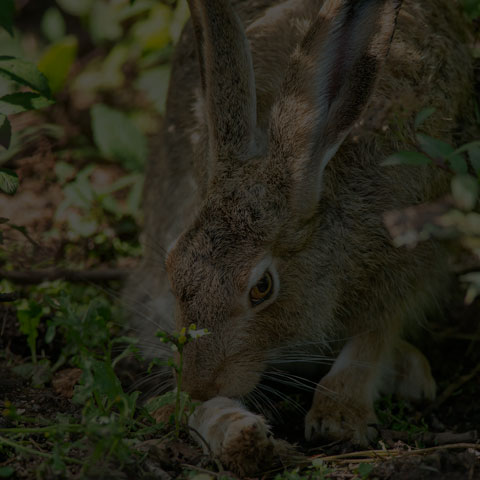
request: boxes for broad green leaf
[131,4,172,51]
[416,133,454,160]
[91,104,147,171]
[136,66,170,114]
[41,7,66,43]
[358,463,374,479]
[56,0,93,17]
[450,140,480,157]
[72,45,129,92]
[0,114,11,149]
[462,0,480,19]
[0,466,14,478]
[127,174,144,216]
[414,107,436,129]
[170,0,190,44]
[89,2,122,44]
[462,272,480,305]
[45,324,56,343]
[448,154,468,174]
[54,160,76,183]
[0,167,17,194]
[91,360,123,400]
[0,0,14,36]
[0,123,63,164]
[68,213,97,237]
[0,56,51,97]
[38,36,78,93]
[451,174,479,211]
[382,151,431,166]
[468,144,480,176]
[0,92,54,115]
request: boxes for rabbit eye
[250,271,273,306]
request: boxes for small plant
[0,287,165,477]
[0,0,54,194]
[273,460,332,480]
[155,324,209,437]
[375,395,429,438]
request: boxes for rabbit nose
[182,382,219,401]
[181,371,221,401]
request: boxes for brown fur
[125,0,476,444]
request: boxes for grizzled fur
[125,0,475,444]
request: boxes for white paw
[189,397,277,475]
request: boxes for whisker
[251,387,283,422]
[257,383,306,415]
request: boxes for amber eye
[249,271,274,306]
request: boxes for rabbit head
[165,0,402,401]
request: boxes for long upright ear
[268,0,402,217]
[187,0,258,164]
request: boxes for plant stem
[0,425,83,434]
[0,436,83,465]
[175,349,184,437]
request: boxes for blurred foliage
[463,0,480,19]
[0,0,190,267]
[384,107,480,303]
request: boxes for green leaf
[0,167,18,194]
[171,0,190,44]
[38,37,78,93]
[0,114,11,149]
[449,140,480,157]
[416,133,454,160]
[0,466,14,478]
[0,92,54,115]
[54,161,76,183]
[41,7,66,43]
[357,463,374,479]
[468,144,480,176]
[56,0,93,17]
[17,300,43,363]
[89,2,123,44]
[0,0,15,36]
[451,174,479,211]
[382,151,431,166]
[45,324,56,343]
[0,56,51,97]
[136,66,170,114]
[414,107,436,129]
[131,5,173,51]
[448,154,468,174]
[91,104,147,171]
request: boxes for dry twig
[0,269,129,284]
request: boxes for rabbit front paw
[305,391,377,446]
[189,397,294,476]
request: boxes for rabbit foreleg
[304,333,436,445]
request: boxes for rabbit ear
[269,0,402,217]
[188,0,258,163]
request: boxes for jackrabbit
[125,0,475,445]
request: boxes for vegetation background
[0,0,479,479]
